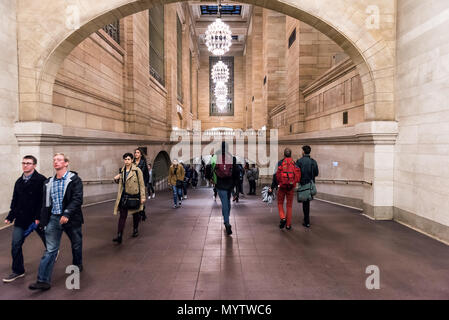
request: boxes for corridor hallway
[1,185,448,300]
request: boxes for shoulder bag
[296,162,317,203]
[122,169,141,209]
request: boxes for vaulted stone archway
[17,0,395,125]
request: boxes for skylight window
[200,5,242,16]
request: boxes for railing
[316,179,372,186]
[83,180,116,185]
[83,178,170,189]
[258,177,372,186]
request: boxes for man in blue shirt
[29,153,84,291]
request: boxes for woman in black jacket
[134,148,149,221]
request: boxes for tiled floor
[1,185,449,300]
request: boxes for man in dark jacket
[29,153,84,291]
[3,156,47,283]
[296,145,319,228]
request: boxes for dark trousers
[249,180,257,194]
[183,181,188,196]
[147,183,155,195]
[37,215,83,284]
[11,225,46,274]
[303,200,311,225]
[118,207,140,233]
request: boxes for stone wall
[303,58,365,131]
[0,0,20,217]
[395,0,449,242]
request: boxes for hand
[268,188,272,193]
[60,216,69,225]
[141,199,145,205]
[35,220,40,226]
[4,220,10,224]
[114,174,120,180]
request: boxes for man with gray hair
[29,153,84,291]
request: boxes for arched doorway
[152,151,171,190]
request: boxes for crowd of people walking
[2,144,318,291]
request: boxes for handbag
[122,169,141,209]
[296,162,317,203]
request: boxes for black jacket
[7,171,47,229]
[40,171,84,228]
[215,155,240,191]
[296,155,319,185]
[136,159,150,186]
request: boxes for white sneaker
[148,196,151,199]
[184,195,187,199]
[152,194,155,198]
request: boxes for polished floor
[1,183,449,300]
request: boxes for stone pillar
[0,0,20,217]
[164,4,178,133]
[250,7,264,130]
[358,121,398,220]
[262,10,287,126]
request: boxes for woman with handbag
[133,148,149,221]
[168,159,185,208]
[112,153,146,244]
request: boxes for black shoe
[225,224,232,235]
[113,233,122,244]
[132,229,139,238]
[302,223,311,228]
[3,272,25,283]
[279,219,286,229]
[286,225,292,230]
[29,281,51,291]
[141,211,147,222]
[76,265,83,272]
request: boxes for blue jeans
[217,189,232,226]
[11,225,46,274]
[37,215,83,284]
[172,186,183,206]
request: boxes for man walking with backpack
[211,142,239,235]
[296,146,319,228]
[270,148,301,230]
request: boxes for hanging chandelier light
[216,95,228,111]
[214,82,228,97]
[211,60,229,84]
[205,2,232,57]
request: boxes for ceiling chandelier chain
[207,0,231,113]
[205,0,232,57]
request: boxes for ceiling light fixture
[211,60,229,84]
[205,1,232,56]
[214,82,228,97]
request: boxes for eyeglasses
[21,162,34,166]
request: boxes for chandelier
[211,61,229,84]
[214,82,228,97]
[215,95,228,111]
[205,18,232,56]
